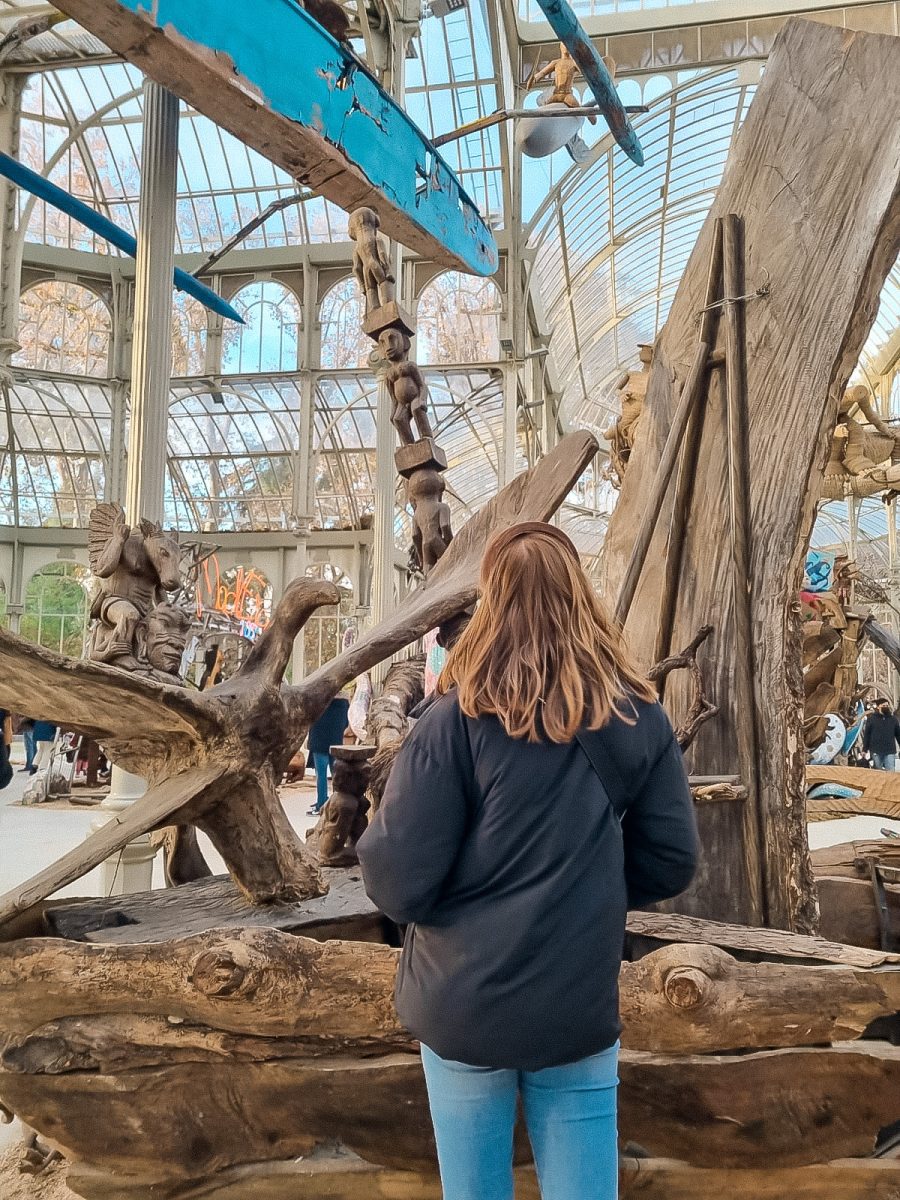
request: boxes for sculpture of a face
[144,604,191,676]
[379,328,409,362]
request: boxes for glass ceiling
[1,2,897,573]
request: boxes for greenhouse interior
[0,0,899,1197]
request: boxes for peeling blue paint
[120,0,498,275]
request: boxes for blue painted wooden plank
[53,0,498,276]
[0,152,244,323]
[531,0,645,166]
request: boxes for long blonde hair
[438,522,654,743]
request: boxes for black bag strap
[574,729,628,820]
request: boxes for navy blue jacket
[307,697,350,755]
[358,690,698,1071]
[862,710,900,756]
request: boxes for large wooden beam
[50,1,497,276]
[65,1154,900,1200]
[3,930,900,1056]
[812,839,900,880]
[598,17,900,930]
[807,765,900,822]
[3,1045,900,1177]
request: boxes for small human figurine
[379,327,436,445]
[409,467,453,573]
[348,207,395,313]
[531,44,596,124]
[603,343,652,487]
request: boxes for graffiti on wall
[195,557,272,641]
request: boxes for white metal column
[124,81,179,524]
[96,81,180,894]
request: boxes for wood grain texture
[598,17,900,930]
[812,839,900,880]
[816,875,900,951]
[5,1045,900,1177]
[64,1155,900,1200]
[807,765,900,821]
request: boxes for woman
[358,522,698,1200]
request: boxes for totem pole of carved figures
[307,745,374,866]
[88,503,188,678]
[350,205,454,578]
[603,343,652,487]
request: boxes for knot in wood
[662,966,709,1009]
[189,948,256,999]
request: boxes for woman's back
[359,688,695,1070]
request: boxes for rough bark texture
[598,17,900,931]
[4,1045,900,1178]
[816,875,900,952]
[811,839,900,880]
[62,1155,900,1200]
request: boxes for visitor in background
[16,716,36,774]
[200,644,223,690]
[0,708,12,790]
[358,522,698,1200]
[31,720,58,773]
[862,699,900,770]
[306,693,350,816]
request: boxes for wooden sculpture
[409,468,453,572]
[531,43,597,122]
[88,503,183,672]
[0,431,599,930]
[348,207,395,312]
[307,745,374,866]
[379,329,436,446]
[604,344,652,487]
[822,385,900,499]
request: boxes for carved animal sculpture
[88,504,182,672]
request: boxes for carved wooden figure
[604,344,652,487]
[379,327,436,445]
[348,207,395,313]
[88,504,182,671]
[532,43,596,123]
[308,746,374,866]
[409,467,453,572]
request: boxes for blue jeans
[22,727,36,770]
[420,1042,619,1200]
[312,752,331,811]
[873,753,896,771]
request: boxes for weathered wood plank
[816,875,900,951]
[812,839,900,880]
[51,1,497,276]
[626,910,900,967]
[4,1046,900,1177]
[598,17,900,930]
[65,1155,900,1200]
[43,870,385,945]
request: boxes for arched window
[172,292,209,377]
[21,561,91,658]
[417,272,502,365]
[303,563,357,673]
[13,282,111,376]
[221,281,302,374]
[319,277,371,369]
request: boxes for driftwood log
[64,1155,900,1200]
[3,1040,900,1178]
[598,16,900,931]
[812,839,900,880]
[0,431,598,929]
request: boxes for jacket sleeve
[621,734,699,909]
[863,719,872,751]
[894,718,900,751]
[357,722,470,925]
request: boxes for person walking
[306,693,350,816]
[358,522,699,1200]
[862,699,900,770]
[16,716,37,774]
